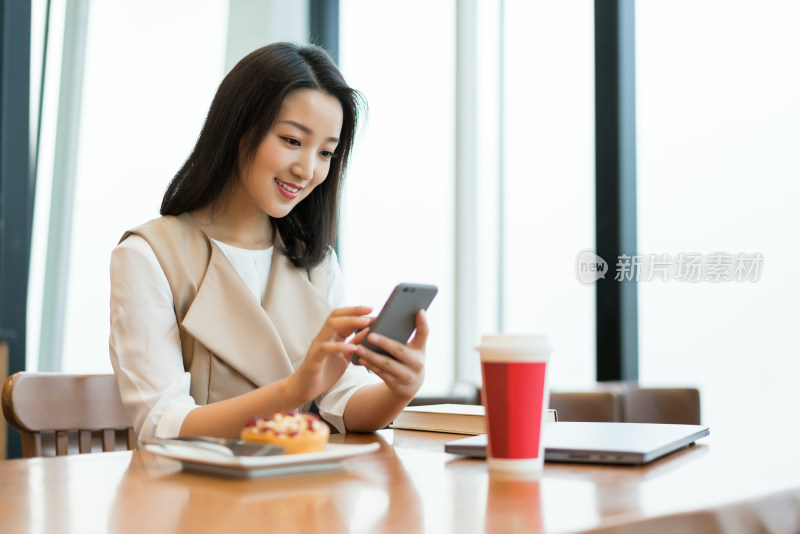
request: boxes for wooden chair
[411,382,702,425]
[549,390,623,422]
[2,372,135,457]
[622,387,701,425]
[550,384,702,424]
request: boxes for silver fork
[148,436,285,457]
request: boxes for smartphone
[354,283,438,362]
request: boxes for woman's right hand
[285,306,373,406]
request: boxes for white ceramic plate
[144,441,381,479]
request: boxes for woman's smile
[275,177,302,199]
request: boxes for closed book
[391,404,558,435]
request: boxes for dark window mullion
[594,0,638,382]
[309,0,339,64]
[1,0,33,459]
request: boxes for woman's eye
[282,137,301,147]
[321,150,337,159]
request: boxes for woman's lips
[275,178,301,199]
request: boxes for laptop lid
[444,422,710,466]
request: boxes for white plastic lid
[476,334,551,362]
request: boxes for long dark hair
[161,42,363,268]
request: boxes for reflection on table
[1,427,799,533]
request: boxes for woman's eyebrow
[278,120,339,143]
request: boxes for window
[30,1,234,372]
[503,0,596,390]
[339,1,596,393]
[338,0,456,394]
[637,1,800,437]
[32,1,597,399]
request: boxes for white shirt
[109,234,380,443]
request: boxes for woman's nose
[290,152,315,182]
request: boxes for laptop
[444,422,710,466]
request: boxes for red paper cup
[478,334,551,475]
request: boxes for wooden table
[1,427,799,533]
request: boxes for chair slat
[21,433,42,458]
[79,430,92,453]
[102,429,115,452]
[55,431,69,455]
[127,428,137,450]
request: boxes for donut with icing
[240,411,330,454]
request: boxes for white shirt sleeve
[315,249,382,432]
[109,235,198,443]
[110,238,379,441]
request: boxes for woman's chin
[266,209,291,219]
[262,202,294,219]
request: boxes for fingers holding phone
[407,306,430,350]
[290,306,373,403]
[349,283,435,398]
[355,310,428,399]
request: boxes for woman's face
[239,88,344,219]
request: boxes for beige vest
[121,213,332,405]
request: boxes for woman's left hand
[352,310,428,400]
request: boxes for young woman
[109,43,427,442]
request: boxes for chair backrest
[549,384,702,425]
[2,372,135,457]
[549,391,623,422]
[623,387,701,425]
